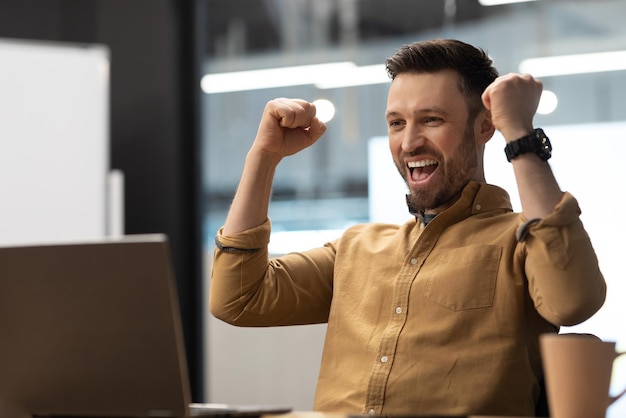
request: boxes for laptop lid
[0,235,192,418]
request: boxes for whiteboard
[0,38,110,245]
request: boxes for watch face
[535,129,552,161]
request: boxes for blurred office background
[2,0,626,416]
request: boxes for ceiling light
[479,0,538,5]
[537,90,558,115]
[312,99,336,123]
[519,50,626,77]
[201,62,356,94]
[201,62,390,94]
[314,64,389,89]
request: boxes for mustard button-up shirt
[210,181,606,417]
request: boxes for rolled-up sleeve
[209,218,336,327]
[521,192,607,326]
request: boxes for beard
[396,123,479,215]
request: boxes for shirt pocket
[423,244,502,311]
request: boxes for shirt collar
[406,181,513,225]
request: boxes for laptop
[0,235,291,418]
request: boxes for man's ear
[476,110,495,145]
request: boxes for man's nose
[401,126,426,152]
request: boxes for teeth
[408,159,437,168]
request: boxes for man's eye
[425,117,443,124]
[389,120,402,127]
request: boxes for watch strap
[504,128,552,162]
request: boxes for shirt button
[410,258,418,265]
[475,204,482,211]
[381,356,389,363]
[395,306,403,314]
[368,409,376,415]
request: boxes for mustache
[399,146,443,161]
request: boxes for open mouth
[408,159,438,182]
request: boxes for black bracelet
[516,218,542,242]
[214,236,261,253]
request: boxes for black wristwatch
[504,128,552,162]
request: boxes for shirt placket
[363,251,426,415]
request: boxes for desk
[265,412,533,418]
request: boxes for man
[209,39,606,416]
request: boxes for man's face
[386,70,484,214]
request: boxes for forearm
[223,98,326,235]
[222,147,281,235]
[483,74,564,219]
[511,154,563,220]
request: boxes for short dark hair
[385,39,499,120]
